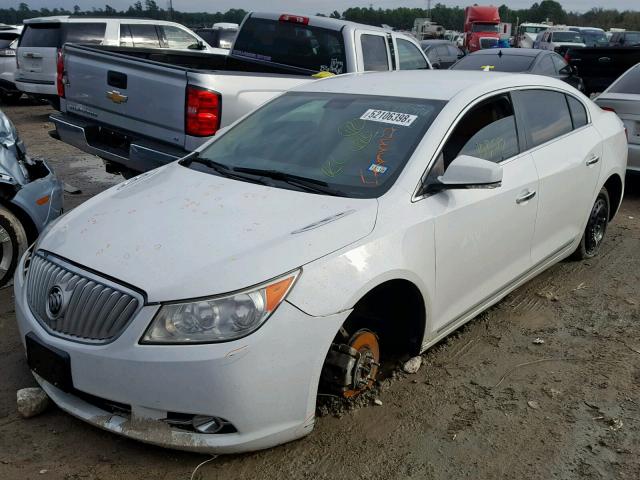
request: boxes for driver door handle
[586,154,600,166]
[516,190,536,204]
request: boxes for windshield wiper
[232,167,344,196]
[181,153,269,185]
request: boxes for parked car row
[0,10,633,458]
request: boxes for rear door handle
[516,190,536,204]
[586,155,600,166]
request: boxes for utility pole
[427,0,431,18]
[168,0,173,20]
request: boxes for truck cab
[463,5,500,53]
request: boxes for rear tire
[571,187,610,260]
[0,205,28,287]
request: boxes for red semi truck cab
[464,5,501,52]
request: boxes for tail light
[279,14,309,25]
[601,106,616,113]
[564,52,571,62]
[56,49,65,98]
[185,85,220,137]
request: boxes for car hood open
[38,163,378,302]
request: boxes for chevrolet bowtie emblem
[106,90,128,104]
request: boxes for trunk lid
[596,94,640,145]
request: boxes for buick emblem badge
[46,285,65,319]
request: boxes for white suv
[15,16,218,105]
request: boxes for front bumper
[14,254,348,453]
[50,112,189,174]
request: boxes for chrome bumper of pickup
[50,113,189,174]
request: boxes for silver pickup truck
[50,12,431,176]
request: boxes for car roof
[23,16,186,26]
[469,48,544,57]
[291,70,567,101]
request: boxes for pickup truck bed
[52,44,315,175]
[566,46,640,95]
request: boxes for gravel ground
[0,101,639,480]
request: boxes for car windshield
[472,23,499,33]
[552,32,583,43]
[193,92,445,198]
[232,17,347,74]
[451,54,535,72]
[609,65,640,94]
[581,31,608,46]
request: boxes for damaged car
[14,71,626,454]
[0,110,63,287]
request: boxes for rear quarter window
[567,96,588,128]
[360,34,390,71]
[63,23,106,44]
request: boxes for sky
[9,0,640,15]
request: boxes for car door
[394,37,430,70]
[419,92,539,332]
[512,89,602,265]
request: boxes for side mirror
[426,155,502,194]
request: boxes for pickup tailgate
[62,44,188,149]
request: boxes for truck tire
[0,205,28,287]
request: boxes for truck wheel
[571,187,609,260]
[0,206,28,287]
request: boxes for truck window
[361,34,389,71]
[121,24,161,48]
[19,24,61,47]
[160,25,198,49]
[232,17,346,74]
[63,23,106,44]
[472,23,499,33]
[397,39,428,70]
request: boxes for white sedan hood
[38,164,378,302]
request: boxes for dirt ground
[0,100,639,480]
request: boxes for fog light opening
[192,415,223,434]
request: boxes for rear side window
[397,39,428,70]
[551,54,567,72]
[121,24,161,48]
[609,65,640,94]
[0,33,19,48]
[361,34,390,71]
[515,90,573,148]
[442,94,519,166]
[161,25,198,49]
[567,96,588,128]
[64,23,106,44]
[19,24,61,47]
[233,17,346,74]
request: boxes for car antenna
[498,49,503,57]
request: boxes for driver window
[441,94,520,170]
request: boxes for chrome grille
[26,252,142,343]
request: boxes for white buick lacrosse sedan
[14,70,627,453]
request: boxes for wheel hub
[0,225,13,277]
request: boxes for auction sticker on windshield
[360,109,418,127]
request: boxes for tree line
[1,0,639,31]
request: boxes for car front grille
[26,252,143,343]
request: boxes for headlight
[141,271,299,344]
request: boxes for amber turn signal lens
[265,276,296,312]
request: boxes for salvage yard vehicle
[15,71,626,454]
[537,29,586,53]
[595,63,640,173]
[49,12,431,177]
[0,110,63,287]
[15,16,217,107]
[0,25,22,103]
[451,48,584,92]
